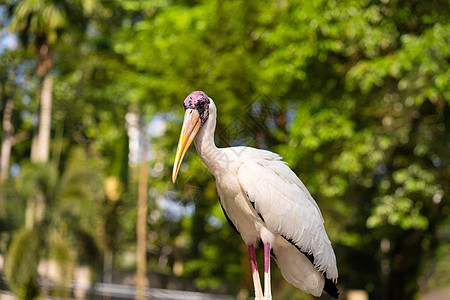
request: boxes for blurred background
[0,0,449,299]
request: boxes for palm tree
[5,0,99,233]
[6,0,96,163]
[5,150,105,299]
[7,0,63,163]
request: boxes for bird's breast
[216,173,263,245]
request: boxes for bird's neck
[193,102,221,174]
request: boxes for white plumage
[173,92,338,299]
[238,158,338,280]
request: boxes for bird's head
[172,91,211,183]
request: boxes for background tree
[7,0,63,162]
[0,0,448,299]
[4,150,105,299]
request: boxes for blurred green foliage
[0,0,449,299]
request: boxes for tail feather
[273,240,324,297]
[324,277,339,299]
[273,237,339,298]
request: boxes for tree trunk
[136,123,149,300]
[31,33,53,163]
[387,231,425,300]
[103,248,113,300]
[0,85,14,183]
[32,73,52,163]
[27,73,52,229]
[26,33,53,233]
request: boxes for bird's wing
[237,159,338,281]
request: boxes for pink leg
[248,244,263,299]
[264,243,270,273]
[264,243,272,300]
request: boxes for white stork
[172,91,339,299]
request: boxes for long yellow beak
[172,109,201,183]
